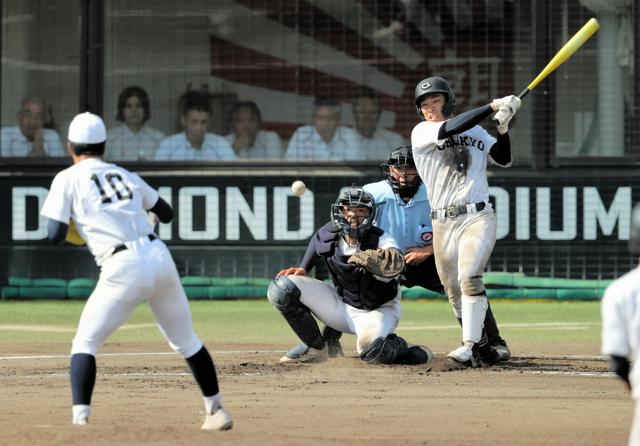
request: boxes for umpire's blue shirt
[363,180,433,253]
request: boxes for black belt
[113,234,157,255]
[430,202,486,220]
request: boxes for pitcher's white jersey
[601,267,640,400]
[411,121,499,210]
[40,157,158,263]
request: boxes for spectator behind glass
[224,101,283,159]
[285,97,362,161]
[155,91,236,161]
[106,86,165,161]
[1,96,64,157]
[352,88,405,161]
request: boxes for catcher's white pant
[432,209,496,344]
[71,235,202,358]
[287,275,402,354]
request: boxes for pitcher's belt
[113,234,157,255]
[430,202,486,220]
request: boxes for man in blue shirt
[365,147,509,362]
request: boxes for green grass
[0,299,602,353]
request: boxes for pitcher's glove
[66,220,86,246]
[348,248,405,279]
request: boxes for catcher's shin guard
[267,276,324,350]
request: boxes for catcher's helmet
[331,185,378,240]
[380,146,422,198]
[629,203,640,254]
[414,76,456,119]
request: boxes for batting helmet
[629,203,640,254]
[380,146,422,198]
[414,76,456,119]
[331,185,378,240]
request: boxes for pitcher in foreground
[40,112,232,430]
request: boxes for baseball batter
[269,186,433,365]
[601,204,640,446]
[410,76,521,367]
[40,112,232,430]
[365,146,509,362]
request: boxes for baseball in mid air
[291,180,306,196]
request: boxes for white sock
[72,404,91,424]
[203,393,222,415]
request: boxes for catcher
[268,185,433,365]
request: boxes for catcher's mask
[380,146,422,198]
[630,203,640,254]
[331,185,378,241]
[414,76,456,119]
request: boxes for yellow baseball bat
[518,17,600,99]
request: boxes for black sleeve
[488,133,512,166]
[299,236,318,272]
[609,355,631,385]
[47,219,68,245]
[149,197,174,223]
[438,104,494,139]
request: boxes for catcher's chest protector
[317,225,397,310]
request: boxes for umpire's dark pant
[400,256,501,341]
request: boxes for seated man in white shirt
[224,101,282,159]
[1,96,64,158]
[285,97,362,161]
[106,86,165,161]
[351,88,405,161]
[155,91,236,161]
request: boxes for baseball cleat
[72,417,89,426]
[279,345,328,364]
[285,340,344,359]
[72,405,91,425]
[476,343,501,366]
[202,408,233,431]
[489,336,511,361]
[446,345,479,369]
[283,343,309,360]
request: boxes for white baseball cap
[68,112,106,144]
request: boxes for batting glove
[492,95,522,134]
[491,95,521,113]
[494,107,515,134]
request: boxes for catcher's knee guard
[267,276,324,350]
[359,334,409,364]
[267,275,301,310]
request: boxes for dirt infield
[1,339,633,446]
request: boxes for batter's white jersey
[40,158,158,264]
[601,266,640,400]
[411,121,503,210]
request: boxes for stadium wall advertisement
[1,172,638,280]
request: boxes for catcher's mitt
[348,248,405,279]
[66,220,86,246]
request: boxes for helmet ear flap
[441,94,456,117]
